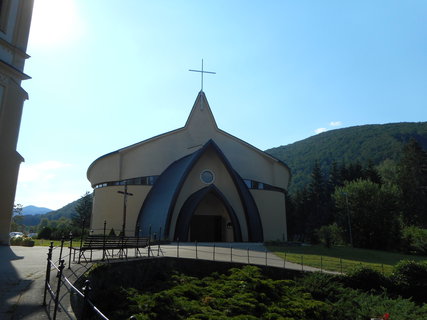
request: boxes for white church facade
[87,91,290,242]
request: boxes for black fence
[43,239,109,320]
[42,236,388,319]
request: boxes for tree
[333,179,401,250]
[306,161,330,238]
[397,139,427,227]
[316,223,344,248]
[72,192,93,230]
[327,161,343,191]
[11,204,24,232]
[287,188,309,241]
[363,160,382,184]
[340,162,364,183]
[377,159,399,186]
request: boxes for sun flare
[29,0,82,47]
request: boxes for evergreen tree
[283,190,295,240]
[327,161,343,190]
[397,139,427,227]
[341,162,364,183]
[288,188,310,241]
[72,192,93,230]
[377,158,399,185]
[363,160,382,184]
[306,161,329,239]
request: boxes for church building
[87,91,290,242]
[0,0,34,245]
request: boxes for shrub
[10,235,23,246]
[344,266,390,293]
[316,223,344,248]
[390,260,427,303]
[22,237,35,247]
[38,226,52,239]
[297,272,344,301]
[400,226,427,255]
[87,261,427,320]
[10,236,35,247]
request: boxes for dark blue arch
[135,139,263,242]
[174,185,243,242]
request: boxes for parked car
[9,232,24,238]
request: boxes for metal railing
[162,240,387,275]
[43,239,109,320]
[42,237,387,319]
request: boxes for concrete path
[0,245,88,320]
[1,243,326,319]
[159,242,324,273]
[0,245,49,320]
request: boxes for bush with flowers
[10,235,35,247]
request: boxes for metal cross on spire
[189,59,216,92]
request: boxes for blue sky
[15,0,427,209]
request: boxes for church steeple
[185,91,218,130]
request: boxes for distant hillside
[266,122,427,193]
[22,205,52,216]
[22,198,80,226]
[43,198,80,221]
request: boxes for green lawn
[266,244,427,274]
[34,239,69,247]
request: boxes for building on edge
[0,0,33,245]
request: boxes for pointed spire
[185,91,218,131]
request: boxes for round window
[200,170,214,184]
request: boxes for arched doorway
[189,192,232,242]
[174,186,243,242]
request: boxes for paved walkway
[1,243,325,319]
[0,245,49,320]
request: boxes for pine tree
[306,161,328,239]
[289,188,310,241]
[397,139,427,227]
[72,192,93,230]
[363,160,382,184]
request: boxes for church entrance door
[190,215,222,242]
[174,186,243,242]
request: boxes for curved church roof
[87,91,290,188]
[87,91,290,180]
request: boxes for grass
[266,244,427,274]
[34,239,70,247]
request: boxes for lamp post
[343,192,353,247]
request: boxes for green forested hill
[266,122,427,193]
[22,198,80,226]
[43,199,80,220]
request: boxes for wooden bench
[72,235,150,263]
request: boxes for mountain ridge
[22,205,52,216]
[21,199,80,226]
[266,121,427,192]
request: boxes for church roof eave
[86,126,187,180]
[87,91,291,189]
[215,127,292,186]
